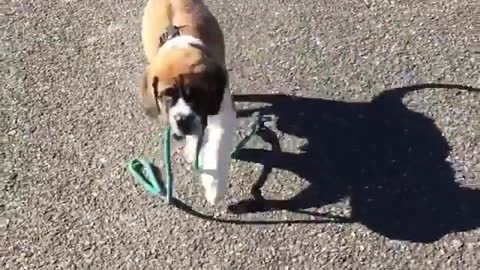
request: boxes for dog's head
[139,45,227,139]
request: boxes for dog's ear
[139,66,160,118]
[203,63,228,116]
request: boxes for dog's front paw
[201,173,227,205]
[183,145,196,163]
[183,136,198,164]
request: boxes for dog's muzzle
[175,114,196,135]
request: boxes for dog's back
[141,0,225,66]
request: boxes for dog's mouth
[170,123,205,141]
[172,133,185,141]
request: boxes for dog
[139,0,236,205]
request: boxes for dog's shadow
[229,83,480,243]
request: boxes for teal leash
[128,114,272,205]
[127,126,174,205]
[164,126,173,203]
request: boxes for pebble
[451,239,463,249]
[0,216,10,228]
[9,173,18,180]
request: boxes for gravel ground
[2,0,480,269]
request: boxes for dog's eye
[182,87,191,99]
[162,95,173,106]
[159,88,177,107]
[163,87,176,98]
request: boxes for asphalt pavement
[2,0,480,269]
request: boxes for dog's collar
[159,25,187,47]
[159,25,211,58]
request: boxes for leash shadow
[172,198,352,225]
[228,83,480,243]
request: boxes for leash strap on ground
[127,126,173,204]
[128,158,164,195]
[128,115,273,205]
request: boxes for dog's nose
[175,114,195,134]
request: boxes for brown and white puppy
[139,0,236,205]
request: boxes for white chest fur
[162,35,203,49]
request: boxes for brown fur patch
[139,0,229,121]
[139,45,227,120]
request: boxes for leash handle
[128,159,165,196]
[127,126,174,205]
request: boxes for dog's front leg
[184,135,199,164]
[199,111,235,205]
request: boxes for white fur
[198,90,236,205]
[184,135,198,163]
[169,98,202,163]
[169,97,193,135]
[162,35,203,50]
[163,35,235,205]
[170,97,192,116]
